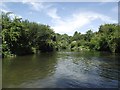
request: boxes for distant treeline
[1,12,120,58]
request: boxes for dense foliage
[1,12,120,57]
[68,24,120,53]
[1,12,56,57]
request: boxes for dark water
[2,51,119,88]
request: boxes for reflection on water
[3,51,119,88]
[3,52,58,88]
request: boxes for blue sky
[0,1,118,35]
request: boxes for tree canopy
[1,12,120,58]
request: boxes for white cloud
[0,1,117,36]
[23,2,116,35]
[51,11,117,35]
[9,13,22,19]
[23,2,52,12]
[47,8,61,19]
[23,2,61,19]
[1,9,22,19]
[0,9,8,13]
[28,2,44,11]
[0,2,9,13]
[0,2,22,19]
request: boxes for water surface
[3,51,119,88]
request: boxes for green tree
[85,30,93,42]
[2,12,33,56]
[35,24,56,52]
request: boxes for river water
[2,51,119,88]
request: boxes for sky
[0,0,119,36]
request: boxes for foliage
[1,12,56,57]
[1,12,120,58]
[90,24,120,53]
[2,12,33,57]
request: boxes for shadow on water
[2,52,58,88]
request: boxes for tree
[35,24,56,52]
[85,30,93,42]
[72,31,81,41]
[2,12,33,56]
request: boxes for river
[2,51,119,88]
